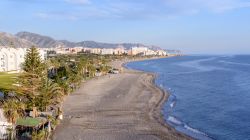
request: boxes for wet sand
[53,59,192,140]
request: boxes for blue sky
[1,0,250,54]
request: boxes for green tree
[22,46,45,75]
[32,130,47,140]
[37,80,63,111]
[88,64,96,78]
[3,99,25,124]
[17,46,45,110]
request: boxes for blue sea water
[126,55,250,140]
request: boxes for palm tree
[38,80,64,111]
[3,99,25,124]
[77,58,88,77]
[3,99,25,139]
[87,63,96,78]
[47,57,61,78]
[32,130,47,140]
[59,80,71,95]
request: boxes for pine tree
[17,46,45,109]
[23,46,44,75]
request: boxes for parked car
[108,68,119,74]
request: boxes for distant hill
[0,32,35,47]
[1,31,177,52]
[16,32,63,48]
[16,31,162,50]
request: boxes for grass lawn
[0,72,18,90]
[16,117,43,127]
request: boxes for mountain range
[0,32,36,48]
[0,31,162,50]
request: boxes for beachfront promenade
[53,61,191,140]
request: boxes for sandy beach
[52,59,192,140]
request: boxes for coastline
[122,57,193,140]
[53,57,192,140]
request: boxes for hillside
[0,31,170,51]
[16,32,63,48]
[0,32,35,47]
[16,31,162,50]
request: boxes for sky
[1,0,250,54]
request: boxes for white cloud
[34,12,79,20]
[64,0,90,4]
[35,13,50,19]
[163,0,250,14]
[35,0,250,20]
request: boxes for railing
[0,125,10,140]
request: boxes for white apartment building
[129,47,148,55]
[0,47,46,72]
[156,50,168,56]
[81,48,101,54]
[114,47,125,55]
[101,48,114,55]
[66,47,83,54]
[54,46,68,54]
[144,49,157,56]
[74,47,84,53]
[90,48,101,54]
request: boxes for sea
[126,55,250,140]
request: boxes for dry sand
[52,59,192,140]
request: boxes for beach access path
[52,60,191,140]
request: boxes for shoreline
[53,56,192,140]
[123,57,193,140]
[125,57,216,140]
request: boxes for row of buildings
[51,46,168,56]
[0,46,169,72]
